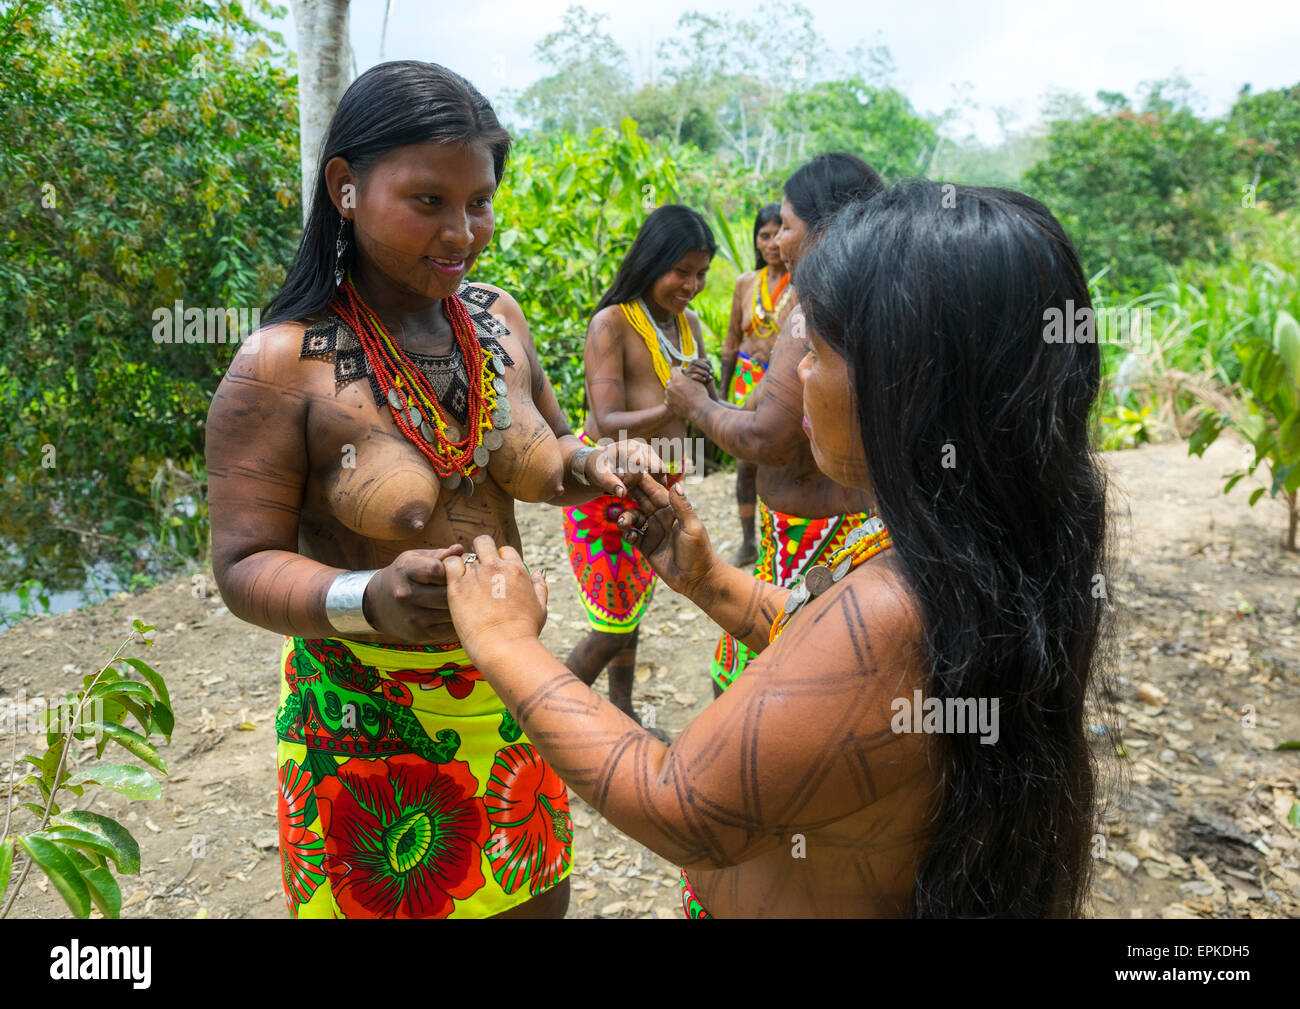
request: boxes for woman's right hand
[362,544,466,641]
[617,473,718,599]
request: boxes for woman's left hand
[444,534,548,670]
[585,438,669,498]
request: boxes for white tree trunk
[379,0,394,61]
[290,0,353,226]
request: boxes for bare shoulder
[588,304,627,342]
[208,320,315,433]
[769,554,925,719]
[227,319,315,386]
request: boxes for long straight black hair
[595,204,717,314]
[752,202,781,271]
[797,180,1112,917]
[264,61,512,327]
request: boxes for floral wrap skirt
[274,635,572,918]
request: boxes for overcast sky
[292,0,1300,143]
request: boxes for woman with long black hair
[205,61,648,919]
[442,180,1112,917]
[561,204,717,729]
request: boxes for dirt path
[2,436,1297,918]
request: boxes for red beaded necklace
[329,278,500,486]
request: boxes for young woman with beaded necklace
[205,61,650,919]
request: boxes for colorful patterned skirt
[275,635,572,918]
[730,351,767,408]
[679,870,711,919]
[563,435,684,634]
[710,499,877,691]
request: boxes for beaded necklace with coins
[330,275,511,499]
[768,515,893,642]
[619,298,698,386]
[746,266,791,340]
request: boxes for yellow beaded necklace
[620,299,697,388]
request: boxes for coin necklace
[768,515,892,643]
[331,277,511,498]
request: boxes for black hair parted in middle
[753,202,782,271]
[596,204,718,314]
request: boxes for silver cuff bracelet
[570,445,598,486]
[325,569,380,635]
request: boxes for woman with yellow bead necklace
[558,204,718,733]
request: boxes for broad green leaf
[86,680,155,707]
[1248,487,1266,506]
[84,666,120,691]
[119,657,170,710]
[65,849,121,919]
[77,721,167,772]
[1187,413,1223,457]
[117,697,155,737]
[149,701,174,741]
[17,834,90,918]
[555,162,577,198]
[66,764,161,800]
[31,828,120,866]
[54,811,140,874]
[1280,413,1300,464]
[22,774,50,801]
[1276,740,1300,750]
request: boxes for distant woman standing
[718,204,793,567]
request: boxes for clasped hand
[665,360,715,416]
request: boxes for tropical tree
[510,5,632,136]
[287,0,352,221]
[0,0,300,590]
[1023,79,1239,288]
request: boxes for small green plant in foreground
[1,619,171,918]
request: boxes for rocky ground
[1,436,1297,919]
